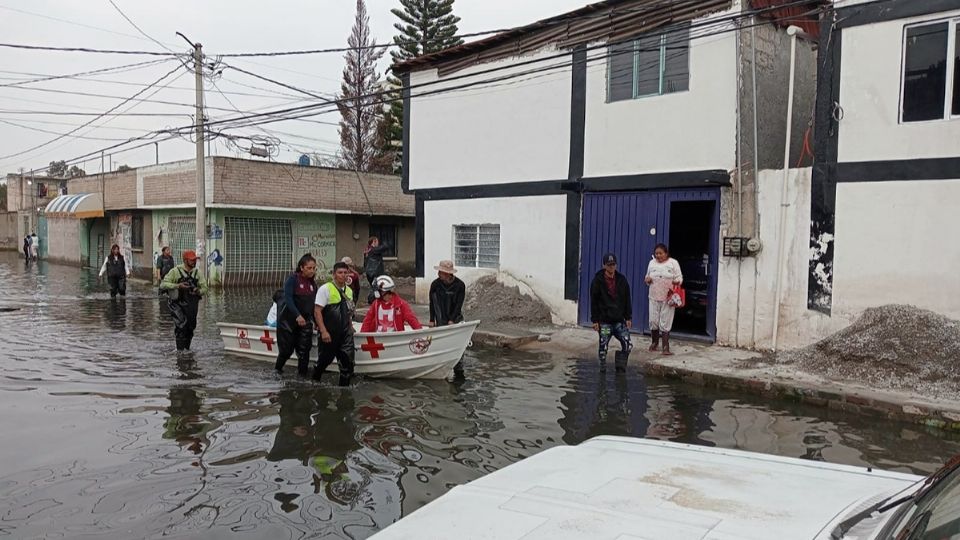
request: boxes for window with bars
[453,224,500,269]
[608,23,690,102]
[167,216,196,257]
[224,216,293,285]
[369,223,398,258]
[901,19,960,122]
[131,215,144,251]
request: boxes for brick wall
[142,162,196,206]
[212,157,414,216]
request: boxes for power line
[0,58,172,88]
[0,63,184,161]
[0,41,181,56]
[106,0,178,54]
[0,119,132,141]
[10,1,825,173]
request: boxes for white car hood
[373,436,921,540]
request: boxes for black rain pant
[275,319,314,375]
[169,297,199,351]
[313,335,355,386]
[108,275,127,298]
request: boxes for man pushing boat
[312,261,356,386]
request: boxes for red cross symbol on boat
[361,336,385,358]
[260,329,275,351]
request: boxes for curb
[640,360,960,433]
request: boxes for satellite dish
[298,154,311,166]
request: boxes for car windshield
[886,462,960,539]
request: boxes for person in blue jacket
[275,254,318,375]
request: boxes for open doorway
[668,200,714,336]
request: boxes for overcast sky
[0,0,588,176]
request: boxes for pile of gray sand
[777,305,960,400]
[463,275,552,327]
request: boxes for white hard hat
[373,275,395,298]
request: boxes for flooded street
[1,251,958,539]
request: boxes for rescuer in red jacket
[360,276,423,333]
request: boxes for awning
[43,193,104,219]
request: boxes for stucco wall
[45,217,82,265]
[583,24,739,177]
[837,9,960,163]
[408,48,572,189]
[0,211,17,251]
[416,195,576,322]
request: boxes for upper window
[453,224,500,269]
[608,24,690,103]
[901,19,960,122]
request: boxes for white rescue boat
[216,321,480,380]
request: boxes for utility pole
[179,32,207,278]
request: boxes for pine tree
[337,0,389,173]
[379,0,464,174]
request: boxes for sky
[0,0,589,176]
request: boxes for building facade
[5,158,415,286]
[399,0,819,346]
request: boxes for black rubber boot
[649,330,660,352]
[614,351,628,372]
[662,333,673,356]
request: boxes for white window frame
[606,24,691,103]
[900,17,960,123]
[452,224,500,269]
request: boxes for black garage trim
[565,46,587,301]
[836,0,960,29]
[836,158,960,182]
[581,170,731,191]
[414,194,424,277]
[808,17,842,315]
[401,73,411,194]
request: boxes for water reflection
[1,252,960,539]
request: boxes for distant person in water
[22,235,30,260]
[98,244,130,298]
[155,246,176,295]
[341,256,362,302]
[29,232,38,261]
[159,250,208,352]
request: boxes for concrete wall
[45,217,82,266]
[584,23,739,177]
[0,211,17,251]
[837,8,960,163]
[407,48,572,189]
[735,21,818,239]
[416,195,576,322]
[211,157,413,216]
[717,168,960,350]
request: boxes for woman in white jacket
[644,243,683,355]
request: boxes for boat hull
[217,321,480,380]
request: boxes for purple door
[578,189,720,340]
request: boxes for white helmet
[373,275,395,298]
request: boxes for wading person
[429,260,466,376]
[313,262,356,386]
[29,232,39,261]
[590,252,632,372]
[341,256,362,302]
[275,254,319,376]
[155,246,176,294]
[98,244,130,298]
[22,235,30,260]
[361,275,422,333]
[160,250,208,352]
[644,243,683,355]
[362,236,389,304]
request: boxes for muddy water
[1,252,958,539]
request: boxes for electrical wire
[0,58,172,88]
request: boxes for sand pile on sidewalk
[464,275,552,326]
[778,305,960,399]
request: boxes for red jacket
[361,295,423,332]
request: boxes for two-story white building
[398,0,823,347]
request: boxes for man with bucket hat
[159,249,208,352]
[589,252,633,372]
[429,260,467,377]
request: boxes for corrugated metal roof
[43,193,104,218]
[395,0,732,76]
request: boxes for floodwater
[1,252,958,540]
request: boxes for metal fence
[223,216,293,286]
[166,216,197,258]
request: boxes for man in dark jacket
[363,236,390,304]
[589,252,633,372]
[429,259,467,378]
